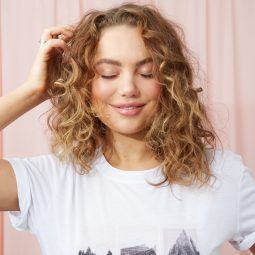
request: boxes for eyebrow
[94,57,153,68]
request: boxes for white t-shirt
[3,149,255,255]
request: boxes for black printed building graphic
[78,229,200,255]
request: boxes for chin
[110,124,148,136]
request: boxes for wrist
[20,81,49,102]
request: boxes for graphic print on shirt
[77,227,200,255]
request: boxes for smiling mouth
[110,104,145,116]
[115,105,144,109]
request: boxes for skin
[91,24,162,170]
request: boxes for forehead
[94,57,153,68]
[94,25,151,66]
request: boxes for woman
[0,2,255,255]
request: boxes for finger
[50,27,74,38]
[45,38,68,50]
[39,38,68,55]
[55,33,72,43]
[40,26,74,43]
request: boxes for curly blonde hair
[44,2,222,188]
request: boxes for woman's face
[91,25,161,135]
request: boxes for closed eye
[141,74,153,79]
[101,75,117,79]
[101,74,153,79]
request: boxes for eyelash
[101,74,154,79]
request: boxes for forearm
[0,82,47,130]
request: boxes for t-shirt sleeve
[228,156,255,251]
[3,154,57,233]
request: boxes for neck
[102,129,161,171]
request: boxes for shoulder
[9,153,61,169]
[4,153,76,178]
[207,148,243,167]
[206,148,248,184]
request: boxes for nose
[118,72,140,97]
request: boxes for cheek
[91,80,115,102]
[143,82,162,100]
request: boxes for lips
[111,102,146,108]
[110,104,145,116]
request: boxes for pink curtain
[1,0,254,254]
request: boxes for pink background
[0,0,254,254]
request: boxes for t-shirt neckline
[94,151,165,184]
